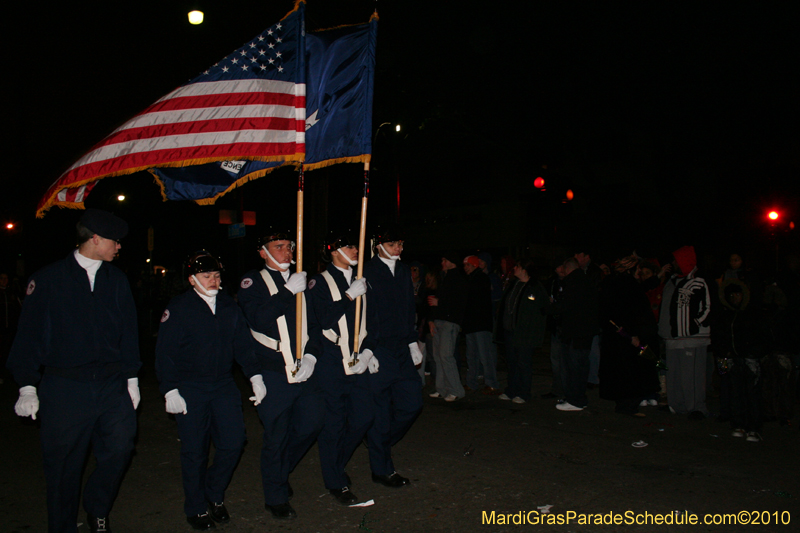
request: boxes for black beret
[80,209,128,240]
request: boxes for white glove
[350,349,373,374]
[368,356,380,374]
[165,389,188,415]
[409,342,424,366]
[293,354,317,382]
[127,378,141,410]
[284,272,307,294]
[249,374,267,405]
[345,278,368,300]
[15,386,39,420]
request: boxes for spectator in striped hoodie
[658,245,712,420]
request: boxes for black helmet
[185,251,223,277]
[373,226,404,245]
[257,230,295,251]
[321,231,357,263]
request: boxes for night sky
[2,1,799,277]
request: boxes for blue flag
[151,12,376,203]
[304,16,377,170]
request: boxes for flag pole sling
[296,167,305,365]
[352,163,370,355]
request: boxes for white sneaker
[429,392,441,398]
[731,428,745,438]
[647,399,658,406]
[746,432,762,442]
[444,394,458,402]
[498,394,511,400]
[639,400,648,407]
[511,396,526,404]
[556,402,585,411]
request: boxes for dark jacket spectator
[430,263,467,326]
[462,267,493,334]
[552,265,599,348]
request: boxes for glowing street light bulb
[117,195,126,202]
[188,10,204,25]
[395,124,401,132]
[768,211,779,221]
[5,223,14,230]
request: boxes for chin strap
[378,244,400,262]
[337,248,358,266]
[191,275,219,297]
[263,245,295,270]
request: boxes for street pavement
[2,351,798,533]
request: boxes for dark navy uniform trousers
[255,370,324,505]
[316,354,373,489]
[366,341,423,476]
[173,381,245,516]
[39,372,136,533]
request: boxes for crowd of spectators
[409,245,800,442]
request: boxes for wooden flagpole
[352,162,370,356]
[295,167,305,365]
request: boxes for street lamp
[188,10,204,25]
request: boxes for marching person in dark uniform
[363,228,423,488]
[155,251,265,530]
[7,209,140,533]
[306,232,375,505]
[237,231,324,520]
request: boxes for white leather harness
[249,269,308,383]
[320,270,368,375]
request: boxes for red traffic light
[534,177,545,188]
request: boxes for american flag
[37,3,306,217]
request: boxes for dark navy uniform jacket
[7,252,140,387]
[363,257,417,350]
[306,263,377,362]
[155,289,260,395]
[237,267,320,374]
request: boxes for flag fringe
[311,15,377,34]
[36,154,304,217]
[149,171,170,202]
[286,0,306,20]
[193,166,288,205]
[304,154,371,172]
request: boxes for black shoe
[540,392,557,399]
[371,471,410,488]
[208,502,229,523]
[187,513,215,531]
[287,482,293,500]
[688,411,706,421]
[265,502,297,520]
[329,487,358,506]
[87,515,111,533]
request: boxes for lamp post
[372,122,401,222]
